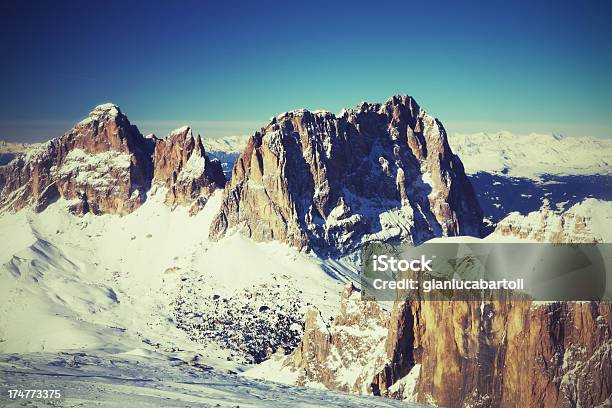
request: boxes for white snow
[0,186,406,405]
[176,151,205,182]
[53,148,132,189]
[0,140,41,156]
[77,103,120,126]
[202,135,250,154]
[0,188,353,362]
[0,352,417,407]
[448,132,612,178]
[167,125,191,137]
[388,364,421,401]
[491,198,612,242]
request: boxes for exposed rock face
[284,284,390,393]
[153,126,225,210]
[379,299,612,408]
[493,199,612,243]
[210,95,483,254]
[0,104,226,216]
[0,104,154,215]
[276,287,611,408]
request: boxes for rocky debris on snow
[171,275,308,364]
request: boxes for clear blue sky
[1,0,611,141]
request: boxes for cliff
[210,95,483,254]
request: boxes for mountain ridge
[210,95,483,254]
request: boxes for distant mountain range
[4,129,611,179]
[4,128,610,225]
[0,96,610,408]
[450,131,612,178]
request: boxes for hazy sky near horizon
[1,0,611,142]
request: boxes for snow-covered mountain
[0,104,225,216]
[492,198,612,242]
[245,201,612,406]
[0,140,41,166]
[210,96,483,254]
[180,131,612,226]
[202,135,249,178]
[1,98,611,407]
[448,131,612,178]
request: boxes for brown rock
[379,298,612,407]
[0,103,154,215]
[288,283,391,393]
[287,288,611,408]
[0,105,226,216]
[210,95,483,254]
[152,126,225,209]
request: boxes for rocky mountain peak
[83,102,121,122]
[279,290,612,406]
[0,105,225,216]
[152,126,225,211]
[0,104,154,215]
[210,95,483,254]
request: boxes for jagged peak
[274,109,335,122]
[166,125,192,139]
[384,94,415,105]
[77,103,123,126]
[268,95,426,128]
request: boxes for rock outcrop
[0,104,226,215]
[273,286,612,408]
[210,95,483,254]
[493,199,612,243]
[152,126,225,210]
[378,299,612,408]
[0,104,154,215]
[269,283,391,393]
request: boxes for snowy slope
[0,352,423,407]
[0,189,358,364]
[448,132,612,178]
[0,187,418,406]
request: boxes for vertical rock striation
[152,126,225,210]
[0,104,225,215]
[210,95,483,254]
[0,104,154,215]
[379,299,612,407]
[278,287,611,408]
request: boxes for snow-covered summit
[78,103,122,126]
[167,125,191,138]
[202,135,250,153]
